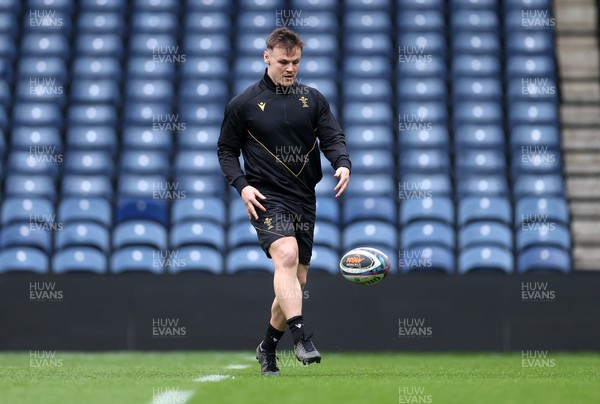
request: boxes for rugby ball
[339,247,390,285]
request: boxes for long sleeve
[315,92,352,173]
[217,101,249,194]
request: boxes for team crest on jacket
[299,96,309,108]
[264,217,273,230]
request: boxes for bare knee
[271,238,299,269]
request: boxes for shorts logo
[299,96,309,108]
[258,102,266,111]
[264,217,273,230]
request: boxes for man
[217,27,351,376]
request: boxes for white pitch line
[193,374,232,382]
[224,364,250,369]
[150,389,194,404]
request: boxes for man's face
[264,45,301,87]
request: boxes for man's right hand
[240,185,267,220]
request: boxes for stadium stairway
[554,0,600,270]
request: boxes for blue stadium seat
[510,125,560,150]
[506,55,556,79]
[0,247,49,273]
[185,11,230,33]
[118,175,167,198]
[183,56,229,79]
[452,32,500,54]
[1,198,54,226]
[349,150,393,173]
[175,174,225,196]
[400,197,454,226]
[77,12,125,34]
[172,197,226,225]
[172,221,225,251]
[345,174,395,197]
[454,78,502,101]
[113,220,168,250]
[228,221,262,249]
[5,175,56,201]
[55,222,110,253]
[65,151,114,176]
[452,54,501,78]
[53,248,107,274]
[310,246,339,274]
[399,246,454,274]
[515,197,569,228]
[315,198,339,224]
[399,126,450,150]
[398,10,445,32]
[456,149,506,174]
[178,103,224,125]
[344,197,396,224]
[129,33,177,57]
[0,33,16,62]
[292,0,340,10]
[22,33,70,57]
[225,246,273,274]
[180,79,228,102]
[17,56,65,81]
[507,77,558,101]
[398,78,447,101]
[58,198,112,227]
[115,199,168,226]
[516,223,571,252]
[398,32,447,56]
[123,102,170,125]
[186,0,233,10]
[401,221,454,250]
[454,101,503,125]
[313,221,341,250]
[66,126,117,153]
[511,148,561,176]
[345,33,393,56]
[120,151,169,174]
[344,56,390,78]
[459,222,512,250]
[16,78,66,105]
[343,221,397,250]
[345,126,393,150]
[175,150,221,175]
[68,104,118,126]
[344,79,392,102]
[132,11,178,33]
[13,103,62,126]
[72,56,121,79]
[454,124,505,150]
[111,247,164,274]
[0,223,52,253]
[506,31,554,54]
[452,10,500,32]
[75,34,123,57]
[459,246,513,274]
[513,174,564,197]
[11,127,62,152]
[184,34,230,55]
[458,196,511,227]
[399,0,444,8]
[343,102,393,126]
[135,0,180,11]
[81,0,127,11]
[517,247,571,274]
[302,33,339,56]
[301,57,336,78]
[456,175,509,197]
[166,246,223,274]
[126,79,174,101]
[233,56,270,79]
[400,174,452,198]
[345,11,391,32]
[126,56,175,79]
[123,127,172,152]
[450,0,498,9]
[398,101,448,124]
[8,151,60,179]
[400,149,450,174]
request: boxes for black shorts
[250,198,316,266]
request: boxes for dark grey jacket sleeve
[217,101,250,194]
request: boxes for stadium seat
[459,222,513,250]
[55,222,110,253]
[0,247,49,273]
[400,149,450,174]
[175,175,225,196]
[122,127,172,152]
[516,223,571,252]
[344,56,390,78]
[398,10,445,32]
[453,78,502,101]
[65,151,114,176]
[172,197,225,225]
[344,197,396,224]
[66,126,118,154]
[343,221,397,251]
[401,221,454,250]
[517,247,571,274]
[5,175,56,201]
[400,197,454,226]
[1,198,54,226]
[73,56,122,79]
[399,126,450,150]
[345,11,391,32]
[314,221,341,250]
[513,174,564,198]
[452,32,500,54]
[315,198,339,224]
[310,246,339,274]
[172,221,225,251]
[399,246,454,274]
[398,78,447,101]
[515,197,569,228]
[345,174,396,198]
[225,246,273,274]
[53,248,107,274]
[452,55,501,78]
[506,55,556,79]
[120,151,169,175]
[454,124,505,150]
[113,221,168,250]
[458,197,511,227]
[456,175,509,197]
[0,223,52,253]
[126,79,174,102]
[117,175,166,198]
[451,10,499,32]
[166,246,223,274]
[115,199,168,226]
[58,198,111,227]
[111,247,164,274]
[175,150,221,175]
[61,175,112,199]
[459,246,513,274]
[510,125,560,150]
[11,127,62,152]
[400,174,453,198]
[455,149,506,174]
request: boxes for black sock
[261,324,285,352]
[287,315,305,345]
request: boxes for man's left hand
[333,167,350,198]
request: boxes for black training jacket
[217,69,351,204]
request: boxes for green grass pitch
[1,352,599,404]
